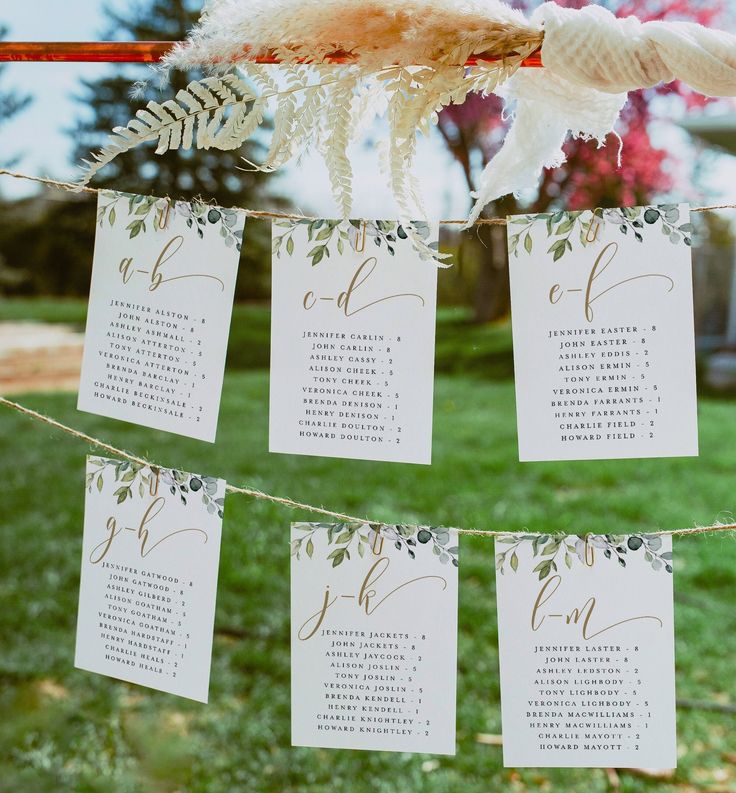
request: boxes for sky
[1,2,735,219]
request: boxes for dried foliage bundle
[77,0,543,259]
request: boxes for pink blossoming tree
[437,0,727,321]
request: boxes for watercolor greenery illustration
[97,189,243,250]
[291,522,459,567]
[86,457,224,518]
[272,218,437,266]
[508,205,693,262]
[495,533,673,580]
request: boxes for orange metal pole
[0,40,542,67]
[0,41,174,63]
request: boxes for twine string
[2,168,735,225]
[1,166,734,537]
[1,395,733,539]
[0,397,359,524]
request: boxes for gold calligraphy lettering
[298,556,447,640]
[302,256,425,316]
[530,574,662,640]
[358,557,446,614]
[585,241,673,321]
[89,495,208,564]
[89,516,123,564]
[297,586,339,640]
[119,257,134,284]
[548,241,674,321]
[117,235,225,292]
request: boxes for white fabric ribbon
[467,2,736,225]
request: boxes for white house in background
[680,113,736,391]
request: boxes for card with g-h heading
[75,455,225,702]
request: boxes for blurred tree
[0,195,97,296]
[2,1,280,298]
[0,25,31,167]
[0,25,32,291]
[438,0,728,323]
[64,0,277,299]
[72,0,272,206]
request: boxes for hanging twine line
[1,166,734,538]
[1,395,734,540]
[2,168,735,226]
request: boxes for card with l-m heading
[495,532,676,768]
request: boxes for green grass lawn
[1,367,735,792]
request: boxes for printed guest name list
[495,533,676,768]
[75,456,225,702]
[269,219,438,464]
[507,205,698,462]
[291,523,459,754]
[78,191,244,442]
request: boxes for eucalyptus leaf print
[96,190,243,251]
[495,533,672,579]
[292,522,458,567]
[273,219,437,264]
[86,457,224,519]
[508,205,692,261]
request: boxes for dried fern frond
[320,76,358,218]
[79,73,260,181]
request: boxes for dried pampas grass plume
[165,0,542,69]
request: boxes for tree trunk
[435,118,516,324]
[471,193,518,324]
[473,221,511,323]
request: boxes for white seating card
[270,220,438,464]
[291,522,458,754]
[78,191,245,442]
[75,455,225,702]
[507,205,698,461]
[495,533,676,768]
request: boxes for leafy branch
[509,205,692,261]
[78,52,535,260]
[273,218,435,265]
[292,522,459,567]
[97,190,243,250]
[496,532,673,579]
[87,457,224,518]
